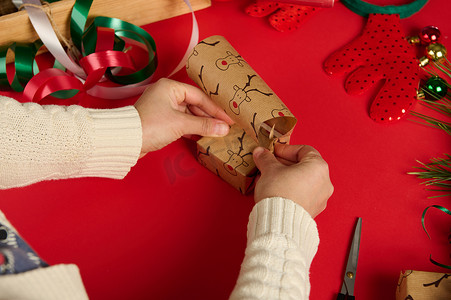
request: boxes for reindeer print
[223,131,253,176]
[197,146,210,167]
[187,40,220,70]
[271,105,290,118]
[423,274,451,288]
[198,66,219,97]
[229,75,273,115]
[215,51,245,71]
[250,112,258,138]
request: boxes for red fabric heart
[324,14,420,123]
[245,0,321,32]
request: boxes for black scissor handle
[337,293,355,300]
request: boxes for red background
[1,0,451,299]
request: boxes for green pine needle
[409,61,451,198]
[409,156,451,197]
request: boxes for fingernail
[253,146,264,157]
[214,122,229,136]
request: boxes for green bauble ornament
[424,76,448,100]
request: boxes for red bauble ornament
[419,26,441,44]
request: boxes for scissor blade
[348,218,362,272]
[341,217,362,296]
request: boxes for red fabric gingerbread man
[245,0,322,32]
[324,14,420,123]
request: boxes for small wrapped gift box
[396,270,451,300]
[197,124,258,194]
[187,35,297,194]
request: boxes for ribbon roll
[1,0,199,102]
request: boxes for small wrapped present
[197,124,258,194]
[396,270,451,300]
[187,35,297,193]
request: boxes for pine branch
[409,60,451,198]
[409,157,451,197]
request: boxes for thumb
[180,114,230,137]
[253,147,279,173]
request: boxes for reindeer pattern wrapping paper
[186,35,298,193]
[197,124,259,194]
[396,270,451,300]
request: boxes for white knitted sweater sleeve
[0,211,89,300]
[0,96,142,189]
[229,197,319,300]
[0,197,318,299]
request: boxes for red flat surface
[1,0,451,299]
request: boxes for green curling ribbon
[83,16,157,85]
[0,41,41,92]
[0,40,68,93]
[70,0,157,85]
[82,24,125,55]
[340,0,429,19]
[422,205,451,269]
[69,0,158,85]
[70,0,94,52]
[0,0,158,98]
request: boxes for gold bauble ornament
[419,56,429,67]
[416,89,425,100]
[407,36,420,44]
[426,43,447,61]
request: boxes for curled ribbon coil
[0,0,198,102]
[422,205,451,269]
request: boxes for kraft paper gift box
[197,124,259,194]
[396,270,451,300]
[186,35,297,194]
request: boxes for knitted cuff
[0,264,89,300]
[247,197,320,263]
[78,106,142,179]
[0,211,88,299]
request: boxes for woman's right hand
[253,144,333,218]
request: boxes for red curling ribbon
[25,48,137,102]
[4,0,198,102]
[80,51,135,74]
[80,50,135,90]
[24,68,83,102]
[94,27,116,52]
[35,75,84,101]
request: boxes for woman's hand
[253,144,333,218]
[134,78,234,157]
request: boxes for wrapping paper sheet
[186,35,297,150]
[197,124,258,194]
[396,270,451,300]
[187,35,297,193]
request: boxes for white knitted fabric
[0,211,89,300]
[0,198,318,299]
[0,96,319,298]
[0,264,89,300]
[0,96,142,189]
[229,197,319,300]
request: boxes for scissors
[337,217,362,300]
